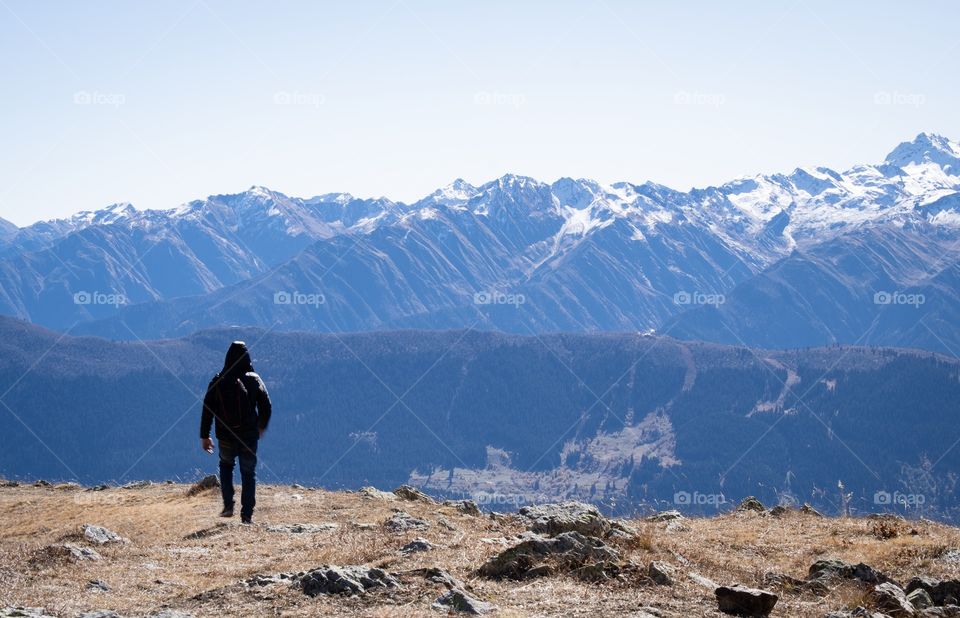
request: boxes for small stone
[393,485,435,503]
[77,612,120,618]
[48,543,101,562]
[401,537,435,554]
[443,499,483,516]
[799,503,823,517]
[648,561,674,585]
[186,475,219,496]
[86,579,111,592]
[0,609,56,618]
[384,511,430,532]
[265,523,338,534]
[688,572,718,589]
[646,510,683,522]
[715,584,778,616]
[432,588,496,614]
[358,486,397,501]
[736,496,766,513]
[82,524,127,545]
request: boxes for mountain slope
[3,317,960,519]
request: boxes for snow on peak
[427,179,479,206]
[885,133,960,169]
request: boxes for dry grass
[2,484,960,617]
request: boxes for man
[200,341,272,524]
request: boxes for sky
[0,0,957,226]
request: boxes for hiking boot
[241,515,253,525]
[219,504,234,518]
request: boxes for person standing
[200,341,272,524]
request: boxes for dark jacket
[200,341,272,441]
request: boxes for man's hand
[201,437,214,454]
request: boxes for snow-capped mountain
[2,133,960,351]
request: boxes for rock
[82,524,127,545]
[648,561,674,585]
[609,519,638,537]
[146,612,195,618]
[518,502,611,537]
[478,531,619,580]
[800,503,824,517]
[0,609,56,618]
[47,543,101,562]
[571,561,623,582]
[265,523,338,534]
[87,484,109,492]
[432,588,497,614]
[121,480,151,489]
[762,572,829,596]
[77,612,121,618]
[908,587,934,610]
[444,499,483,516]
[647,510,683,522]
[736,497,766,513]
[921,607,960,617]
[393,485,435,503]
[823,609,886,618]
[0,480,19,488]
[86,579,111,592]
[666,520,691,533]
[808,559,892,585]
[906,577,960,606]
[416,567,464,589]
[871,583,915,617]
[715,584,778,616]
[298,565,400,596]
[401,537,435,554]
[438,517,457,531]
[688,572,719,589]
[384,511,430,532]
[33,480,51,487]
[769,505,788,517]
[186,475,219,496]
[245,572,297,587]
[358,486,397,501]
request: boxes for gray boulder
[393,485,435,503]
[0,610,56,618]
[77,612,121,618]
[478,531,619,580]
[646,510,683,522]
[444,499,483,516]
[358,486,397,501]
[265,523,338,534]
[47,543,101,562]
[298,565,400,596]
[871,583,915,617]
[518,502,611,537]
[384,511,430,532]
[432,588,497,614]
[736,497,766,513]
[82,524,127,545]
[908,587,934,610]
[715,584,778,616]
[808,559,893,585]
[401,537,435,554]
[648,561,674,586]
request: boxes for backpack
[214,373,253,430]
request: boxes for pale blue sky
[0,0,956,225]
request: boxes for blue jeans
[218,435,258,518]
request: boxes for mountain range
[1,133,960,353]
[3,316,959,519]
